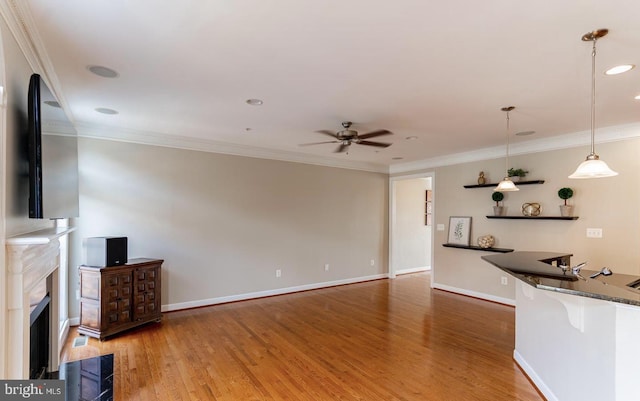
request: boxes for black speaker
[85,237,128,267]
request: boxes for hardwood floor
[62,272,543,400]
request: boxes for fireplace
[30,292,51,379]
[5,226,74,379]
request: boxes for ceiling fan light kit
[300,121,393,154]
[569,28,618,179]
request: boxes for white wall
[394,178,431,273]
[69,137,389,316]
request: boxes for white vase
[559,205,574,217]
[493,206,507,216]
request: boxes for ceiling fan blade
[335,143,350,153]
[299,140,339,147]
[358,129,392,139]
[358,140,391,148]
[315,130,339,139]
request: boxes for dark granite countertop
[482,251,640,306]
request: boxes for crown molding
[389,122,640,175]
[0,0,40,72]
[0,0,75,123]
[74,121,389,173]
[1,2,385,174]
[73,120,640,176]
[3,2,637,176]
[43,120,76,136]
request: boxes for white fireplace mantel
[5,226,75,379]
[6,226,75,246]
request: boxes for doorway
[389,172,435,278]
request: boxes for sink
[627,278,640,289]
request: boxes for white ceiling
[7,0,640,171]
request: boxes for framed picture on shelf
[447,216,472,245]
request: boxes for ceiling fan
[300,121,393,153]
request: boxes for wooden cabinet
[78,258,162,340]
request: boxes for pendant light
[494,106,519,192]
[569,29,618,179]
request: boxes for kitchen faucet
[558,261,587,279]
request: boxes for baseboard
[396,266,430,275]
[431,282,515,306]
[68,317,80,327]
[513,349,557,401]
[161,273,389,312]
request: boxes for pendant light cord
[590,38,597,156]
[505,110,510,177]
[501,106,514,177]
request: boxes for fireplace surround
[5,226,74,379]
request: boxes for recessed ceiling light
[87,65,119,78]
[392,157,404,160]
[95,107,118,115]
[605,64,635,75]
[515,130,536,136]
[635,94,640,100]
[245,98,263,106]
[405,136,418,140]
[44,100,61,108]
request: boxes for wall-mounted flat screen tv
[28,73,79,219]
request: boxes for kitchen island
[482,251,640,401]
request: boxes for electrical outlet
[501,276,508,285]
[437,224,445,231]
[586,228,603,238]
[276,269,282,278]
[324,264,330,271]
[370,259,375,267]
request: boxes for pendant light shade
[569,29,618,179]
[495,178,519,191]
[494,106,519,192]
[569,155,618,179]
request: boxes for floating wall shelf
[486,216,579,220]
[464,180,545,188]
[442,243,514,253]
